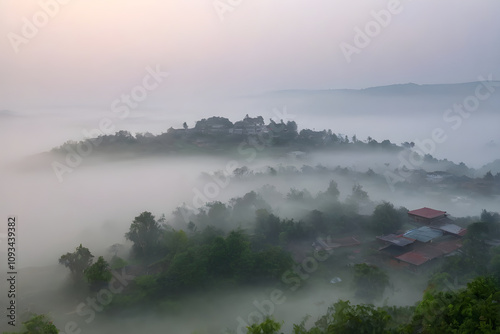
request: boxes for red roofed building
[408,207,447,224]
[395,240,463,268]
[376,207,467,271]
[432,240,462,254]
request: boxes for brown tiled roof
[408,207,446,219]
[396,240,462,266]
[396,252,429,266]
[432,240,462,254]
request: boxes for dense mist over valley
[1,107,499,333]
[2,1,500,333]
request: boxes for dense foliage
[3,314,59,334]
[84,256,113,286]
[441,215,500,284]
[247,276,500,334]
[116,227,294,306]
[58,244,94,282]
[8,276,499,334]
[125,211,163,258]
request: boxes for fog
[1,81,499,333]
[3,81,500,167]
[2,1,500,332]
[1,96,499,332]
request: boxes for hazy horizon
[2,1,500,107]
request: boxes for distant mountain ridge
[256,81,500,97]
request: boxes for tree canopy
[371,202,403,234]
[3,314,59,334]
[58,244,94,282]
[84,256,113,286]
[125,211,162,258]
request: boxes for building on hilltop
[194,116,233,134]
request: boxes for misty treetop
[84,256,113,285]
[2,314,59,334]
[58,244,94,282]
[58,245,113,289]
[125,211,163,258]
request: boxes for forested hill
[50,114,405,155]
[48,115,455,165]
[47,114,500,181]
